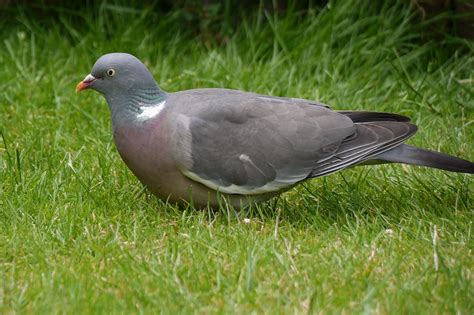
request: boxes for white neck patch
[136,100,166,121]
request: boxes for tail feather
[338,111,411,122]
[375,144,474,174]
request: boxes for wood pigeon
[76,53,474,208]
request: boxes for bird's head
[76,53,159,99]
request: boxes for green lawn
[1,1,473,313]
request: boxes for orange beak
[76,74,97,93]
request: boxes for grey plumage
[376,144,474,173]
[169,89,354,194]
[77,53,474,208]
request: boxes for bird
[76,53,474,208]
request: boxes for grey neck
[106,86,167,127]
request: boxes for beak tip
[75,82,86,93]
[76,74,96,93]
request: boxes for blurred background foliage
[1,0,473,43]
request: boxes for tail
[375,144,474,174]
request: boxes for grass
[0,1,473,313]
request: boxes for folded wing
[168,89,418,195]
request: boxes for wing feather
[169,89,353,194]
[168,89,418,195]
[310,122,417,177]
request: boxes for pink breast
[112,116,173,191]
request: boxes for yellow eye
[107,69,115,77]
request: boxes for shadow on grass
[135,166,471,232]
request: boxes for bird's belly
[113,124,268,208]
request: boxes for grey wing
[310,121,417,177]
[169,91,355,195]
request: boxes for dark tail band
[375,144,474,174]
